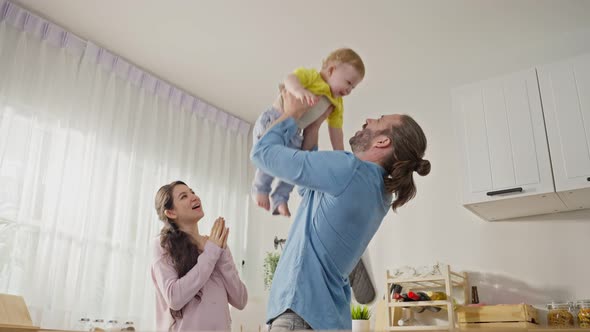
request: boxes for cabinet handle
[486,187,523,196]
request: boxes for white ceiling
[14,0,590,124]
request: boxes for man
[250,90,430,330]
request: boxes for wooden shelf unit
[386,265,468,331]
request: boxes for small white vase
[352,319,370,332]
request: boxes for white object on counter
[352,319,370,332]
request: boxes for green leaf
[350,304,371,320]
[263,252,281,290]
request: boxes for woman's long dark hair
[381,115,431,212]
[154,180,200,318]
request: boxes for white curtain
[0,2,251,330]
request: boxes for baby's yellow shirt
[293,67,343,129]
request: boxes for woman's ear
[164,209,176,220]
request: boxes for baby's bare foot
[254,193,270,211]
[277,202,291,217]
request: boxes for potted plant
[351,303,371,332]
[263,251,280,290]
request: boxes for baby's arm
[284,74,318,106]
[328,126,345,150]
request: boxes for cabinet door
[538,53,590,209]
[452,68,556,205]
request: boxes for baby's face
[326,63,363,98]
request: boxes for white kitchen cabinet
[538,53,590,210]
[452,68,568,220]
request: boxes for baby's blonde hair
[321,48,365,79]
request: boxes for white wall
[363,27,590,326]
[365,26,590,306]
[233,27,590,332]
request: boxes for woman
[151,181,247,331]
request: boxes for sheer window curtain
[0,2,251,329]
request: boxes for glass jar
[91,319,106,332]
[576,300,590,328]
[106,320,120,332]
[547,302,575,328]
[75,318,91,331]
[121,321,135,331]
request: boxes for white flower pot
[352,319,370,332]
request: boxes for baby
[252,48,365,216]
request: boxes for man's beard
[349,128,374,153]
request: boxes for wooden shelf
[0,327,84,332]
[464,329,584,332]
[386,265,468,331]
[379,328,589,332]
[386,272,467,290]
[388,326,451,331]
[389,301,450,307]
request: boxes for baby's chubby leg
[252,168,273,211]
[269,127,306,217]
[251,106,285,211]
[271,182,294,217]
